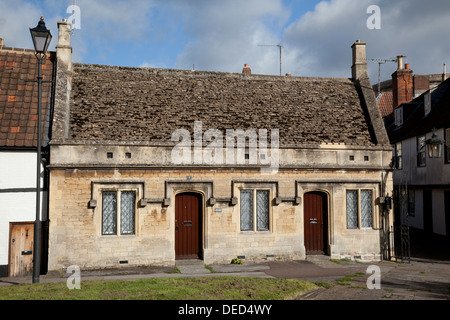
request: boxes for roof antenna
[368,58,397,98]
[258,44,282,76]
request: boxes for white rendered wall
[0,151,46,267]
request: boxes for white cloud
[2,0,449,85]
[170,0,290,74]
[0,0,59,50]
[282,0,450,82]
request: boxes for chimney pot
[405,63,409,70]
[0,38,3,47]
[242,63,251,75]
[397,56,404,70]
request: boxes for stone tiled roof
[66,63,379,147]
[0,46,55,148]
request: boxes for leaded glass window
[346,189,374,229]
[120,191,136,235]
[417,135,426,167]
[346,190,358,229]
[101,190,136,236]
[360,190,373,228]
[240,190,253,231]
[240,189,270,232]
[102,191,117,235]
[256,190,269,231]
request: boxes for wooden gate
[175,192,203,259]
[9,223,34,277]
[304,192,328,254]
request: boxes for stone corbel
[88,199,97,209]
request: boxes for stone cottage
[47,21,394,271]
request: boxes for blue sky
[1,0,450,83]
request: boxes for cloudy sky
[1,0,449,83]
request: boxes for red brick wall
[392,69,413,108]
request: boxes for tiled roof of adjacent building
[66,63,379,147]
[377,92,393,117]
[0,43,55,148]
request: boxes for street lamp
[426,133,444,159]
[30,16,52,284]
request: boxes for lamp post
[30,16,52,284]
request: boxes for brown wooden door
[175,193,202,259]
[304,192,328,254]
[9,223,34,277]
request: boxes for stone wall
[47,166,393,271]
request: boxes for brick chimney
[351,40,368,80]
[242,63,251,74]
[392,56,413,108]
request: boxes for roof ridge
[72,62,352,82]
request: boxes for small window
[395,107,403,126]
[346,189,373,229]
[240,189,270,232]
[125,152,132,159]
[417,136,426,167]
[102,190,136,235]
[349,155,355,161]
[107,152,113,159]
[394,142,402,169]
[424,91,431,116]
[364,156,369,161]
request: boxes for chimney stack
[351,40,368,80]
[0,38,3,47]
[56,19,72,71]
[242,63,251,75]
[392,55,413,109]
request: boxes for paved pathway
[1,256,449,300]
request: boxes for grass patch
[0,277,317,300]
[313,281,332,289]
[330,258,352,264]
[166,267,181,274]
[204,265,216,273]
[335,273,365,287]
[329,259,341,264]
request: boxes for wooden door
[304,192,328,254]
[175,193,202,259]
[9,223,34,277]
